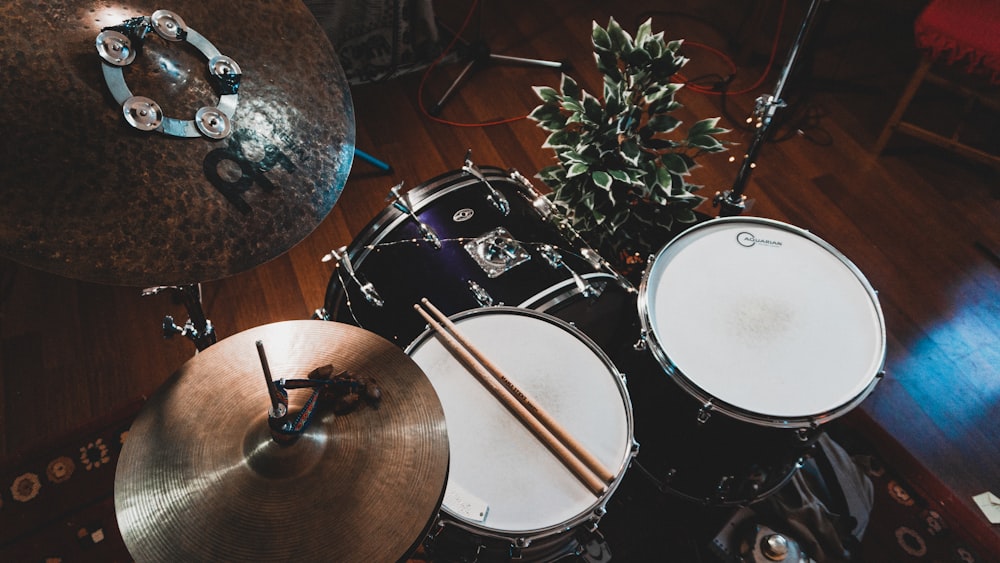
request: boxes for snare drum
[406,307,636,561]
[630,216,885,504]
[323,167,616,346]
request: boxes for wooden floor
[3,0,999,558]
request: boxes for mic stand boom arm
[714,0,827,217]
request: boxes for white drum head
[407,308,632,537]
[639,218,885,425]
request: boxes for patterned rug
[0,402,993,562]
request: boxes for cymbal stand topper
[255,340,382,446]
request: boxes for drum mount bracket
[142,283,217,351]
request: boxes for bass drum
[622,216,886,505]
[406,307,636,562]
[322,166,617,347]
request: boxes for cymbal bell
[0,0,355,286]
[114,321,449,562]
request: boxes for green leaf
[532,86,559,103]
[642,138,678,151]
[544,129,577,149]
[536,166,565,189]
[561,74,582,101]
[646,114,680,133]
[687,135,724,151]
[595,51,621,81]
[620,139,641,166]
[582,92,604,124]
[688,117,727,137]
[623,46,652,68]
[605,92,622,117]
[592,21,612,52]
[566,162,590,178]
[643,32,664,59]
[527,104,567,131]
[674,207,699,223]
[607,169,630,184]
[634,18,653,47]
[592,170,613,191]
[606,17,633,52]
[661,153,690,175]
[655,165,671,190]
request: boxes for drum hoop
[636,216,887,428]
[406,306,637,542]
[344,167,528,268]
[518,272,617,312]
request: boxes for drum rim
[636,216,887,428]
[405,306,637,544]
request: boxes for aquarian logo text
[737,231,783,248]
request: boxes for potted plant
[529,17,729,273]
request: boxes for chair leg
[873,55,934,155]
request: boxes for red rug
[1,402,994,562]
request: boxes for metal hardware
[539,244,595,297]
[464,227,530,278]
[387,182,441,248]
[463,150,509,215]
[467,281,496,307]
[697,402,714,424]
[323,247,383,307]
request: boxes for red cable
[419,0,788,126]
[417,0,529,127]
[678,0,788,96]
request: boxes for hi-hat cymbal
[114,320,448,562]
[0,0,354,286]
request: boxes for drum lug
[468,281,496,307]
[463,150,510,215]
[386,181,441,249]
[581,247,637,294]
[633,331,648,351]
[312,308,329,321]
[539,244,597,298]
[716,475,735,499]
[588,506,607,531]
[510,536,531,559]
[323,246,384,307]
[697,402,714,424]
[425,520,445,542]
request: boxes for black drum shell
[323,167,609,346]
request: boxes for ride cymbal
[114,320,448,562]
[0,0,355,286]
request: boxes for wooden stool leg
[873,55,934,155]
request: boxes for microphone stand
[714,0,828,216]
[430,0,567,116]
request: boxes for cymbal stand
[142,283,216,351]
[429,1,568,116]
[714,0,828,216]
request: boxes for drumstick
[419,298,616,484]
[413,304,607,496]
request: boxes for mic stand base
[713,190,748,217]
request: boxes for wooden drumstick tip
[413,301,612,495]
[418,298,616,484]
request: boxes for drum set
[0,1,886,561]
[317,156,887,560]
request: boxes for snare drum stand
[714,0,828,216]
[429,1,568,116]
